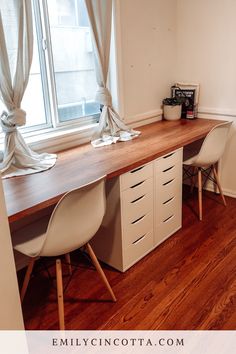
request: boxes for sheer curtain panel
[0,0,56,178]
[85,0,140,147]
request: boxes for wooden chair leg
[21,258,36,303]
[56,259,65,330]
[65,253,72,275]
[86,243,117,302]
[213,165,226,206]
[213,162,219,194]
[198,168,203,221]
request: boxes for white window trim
[0,122,98,154]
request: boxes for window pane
[77,0,89,27]
[47,0,100,123]
[50,0,77,27]
[0,3,48,131]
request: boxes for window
[47,0,99,123]
[0,0,99,135]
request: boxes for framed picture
[172,82,200,119]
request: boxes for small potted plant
[162,97,183,121]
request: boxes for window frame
[40,0,95,129]
[0,0,100,139]
[40,0,100,130]
[30,0,53,131]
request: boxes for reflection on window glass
[77,0,89,27]
[56,0,77,26]
[48,0,99,123]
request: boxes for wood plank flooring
[20,187,236,330]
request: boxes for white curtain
[0,0,56,179]
[85,0,140,147]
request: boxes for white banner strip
[0,330,235,354]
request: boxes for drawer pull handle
[163,153,174,159]
[132,214,145,224]
[163,165,174,173]
[130,166,145,174]
[133,234,146,245]
[163,215,174,223]
[163,196,174,205]
[163,178,174,186]
[131,194,145,204]
[130,180,145,189]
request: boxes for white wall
[0,179,24,329]
[176,0,236,196]
[116,0,236,195]
[116,0,177,124]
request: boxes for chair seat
[184,154,211,168]
[12,215,50,257]
[183,154,198,166]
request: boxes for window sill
[0,111,162,154]
[0,123,98,154]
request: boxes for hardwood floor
[20,187,236,330]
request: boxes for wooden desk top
[3,118,225,223]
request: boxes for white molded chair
[183,121,232,221]
[12,176,116,330]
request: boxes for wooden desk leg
[86,243,117,302]
[198,168,203,221]
[213,165,226,206]
[56,259,65,330]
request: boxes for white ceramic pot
[163,104,182,121]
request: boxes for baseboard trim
[130,115,162,129]
[205,184,236,198]
[125,109,163,124]
[198,107,236,119]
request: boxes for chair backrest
[39,176,106,257]
[194,121,232,167]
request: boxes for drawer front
[122,186,153,225]
[122,211,153,248]
[122,193,153,225]
[156,163,181,186]
[123,230,154,270]
[155,210,181,245]
[155,175,181,204]
[155,194,181,224]
[120,162,153,191]
[121,177,153,205]
[155,148,182,172]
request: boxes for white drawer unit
[91,162,154,272]
[91,149,183,272]
[154,148,183,246]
